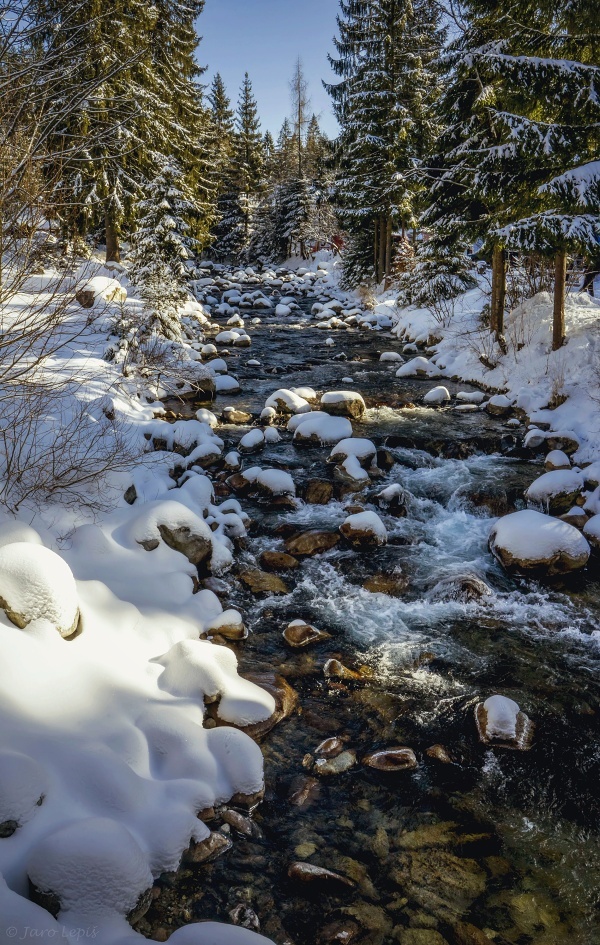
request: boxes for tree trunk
[105,214,121,264]
[553,251,567,351]
[378,215,386,285]
[490,245,506,337]
[374,220,379,282]
[384,216,393,288]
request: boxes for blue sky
[197,0,341,139]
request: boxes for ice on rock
[396,357,441,378]
[0,750,48,834]
[0,542,79,637]
[489,509,590,575]
[247,359,260,366]
[475,695,534,750]
[27,818,153,921]
[265,388,311,415]
[423,386,451,405]
[293,413,353,446]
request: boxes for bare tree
[289,57,311,178]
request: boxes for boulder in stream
[475,695,534,750]
[489,509,590,575]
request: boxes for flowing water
[140,286,600,945]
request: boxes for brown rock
[241,672,298,739]
[315,736,345,758]
[318,919,361,943]
[75,289,96,308]
[288,862,356,889]
[451,921,494,945]
[288,777,321,808]
[425,744,454,765]
[314,749,357,776]
[260,550,300,571]
[184,831,232,864]
[283,620,331,648]
[156,523,212,567]
[363,747,418,772]
[391,851,487,922]
[363,573,409,596]
[304,480,335,504]
[239,569,289,595]
[222,408,253,424]
[323,658,362,681]
[285,531,341,557]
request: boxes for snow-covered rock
[395,357,440,378]
[77,276,126,307]
[168,923,276,944]
[239,429,265,454]
[489,509,590,575]
[545,450,571,471]
[327,438,376,466]
[583,514,600,550]
[525,469,583,514]
[0,750,48,836]
[293,414,353,446]
[0,543,79,637]
[475,695,534,750]
[485,394,513,416]
[340,511,387,548]
[423,385,451,405]
[379,351,403,362]
[265,389,311,415]
[456,391,486,404]
[320,390,366,419]
[195,408,218,428]
[215,374,240,393]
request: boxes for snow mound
[379,351,403,362]
[80,276,126,305]
[27,818,153,920]
[525,469,583,512]
[340,511,388,546]
[0,750,48,832]
[320,390,366,419]
[489,509,590,575]
[0,543,79,637]
[328,438,376,464]
[583,514,600,548]
[265,389,311,415]
[168,923,276,944]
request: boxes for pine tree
[326,0,445,288]
[235,73,264,244]
[129,159,198,339]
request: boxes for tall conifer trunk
[105,215,121,263]
[553,251,567,350]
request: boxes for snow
[379,351,403,362]
[482,695,520,740]
[196,408,218,428]
[0,543,79,637]
[293,413,353,445]
[525,469,583,507]
[340,455,369,482]
[80,276,127,305]
[321,390,365,409]
[27,818,153,921]
[583,515,600,547]
[0,750,48,828]
[423,385,451,405]
[328,438,376,462]
[215,374,240,393]
[167,924,275,945]
[239,429,265,451]
[545,450,571,470]
[456,390,486,404]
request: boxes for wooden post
[553,250,567,350]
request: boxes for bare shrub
[505,254,554,311]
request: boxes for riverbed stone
[363,573,409,596]
[363,748,418,772]
[304,479,335,504]
[391,851,487,922]
[259,550,300,571]
[238,569,289,595]
[238,672,298,740]
[397,931,449,945]
[283,620,331,648]
[314,749,357,776]
[288,862,356,889]
[284,530,341,556]
[157,523,212,568]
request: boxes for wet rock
[205,610,247,641]
[315,737,345,758]
[371,826,390,861]
[318,919,361,943]
[425,745,454,765]
[229,903,261,931]
[376,449,396,471]
[288,777,321,808]
[222,407,253,424]
[124,484,137,505]
[363,748,418,772]
[304,479,335,504]
[184,831,232,864]
[156,523,212,567]
[363,573,409,597]
[284,620,332,648]
[375,484,409,518]
[285,531,341,556]
[451,921,495,945]
[391,851,487,922]
[239,568,290,595]
[508,890,562,938]
[427,574,493,604]
[314,749,357,776]
[260,550,300,571]
[398,932,449,945]
[220,809,257,838]
[324,659,363,681]
[288,862,356,889]
[397,823,491,852]
[546,432,579,455]
[475,695,534,750]
[241,672,298,739]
